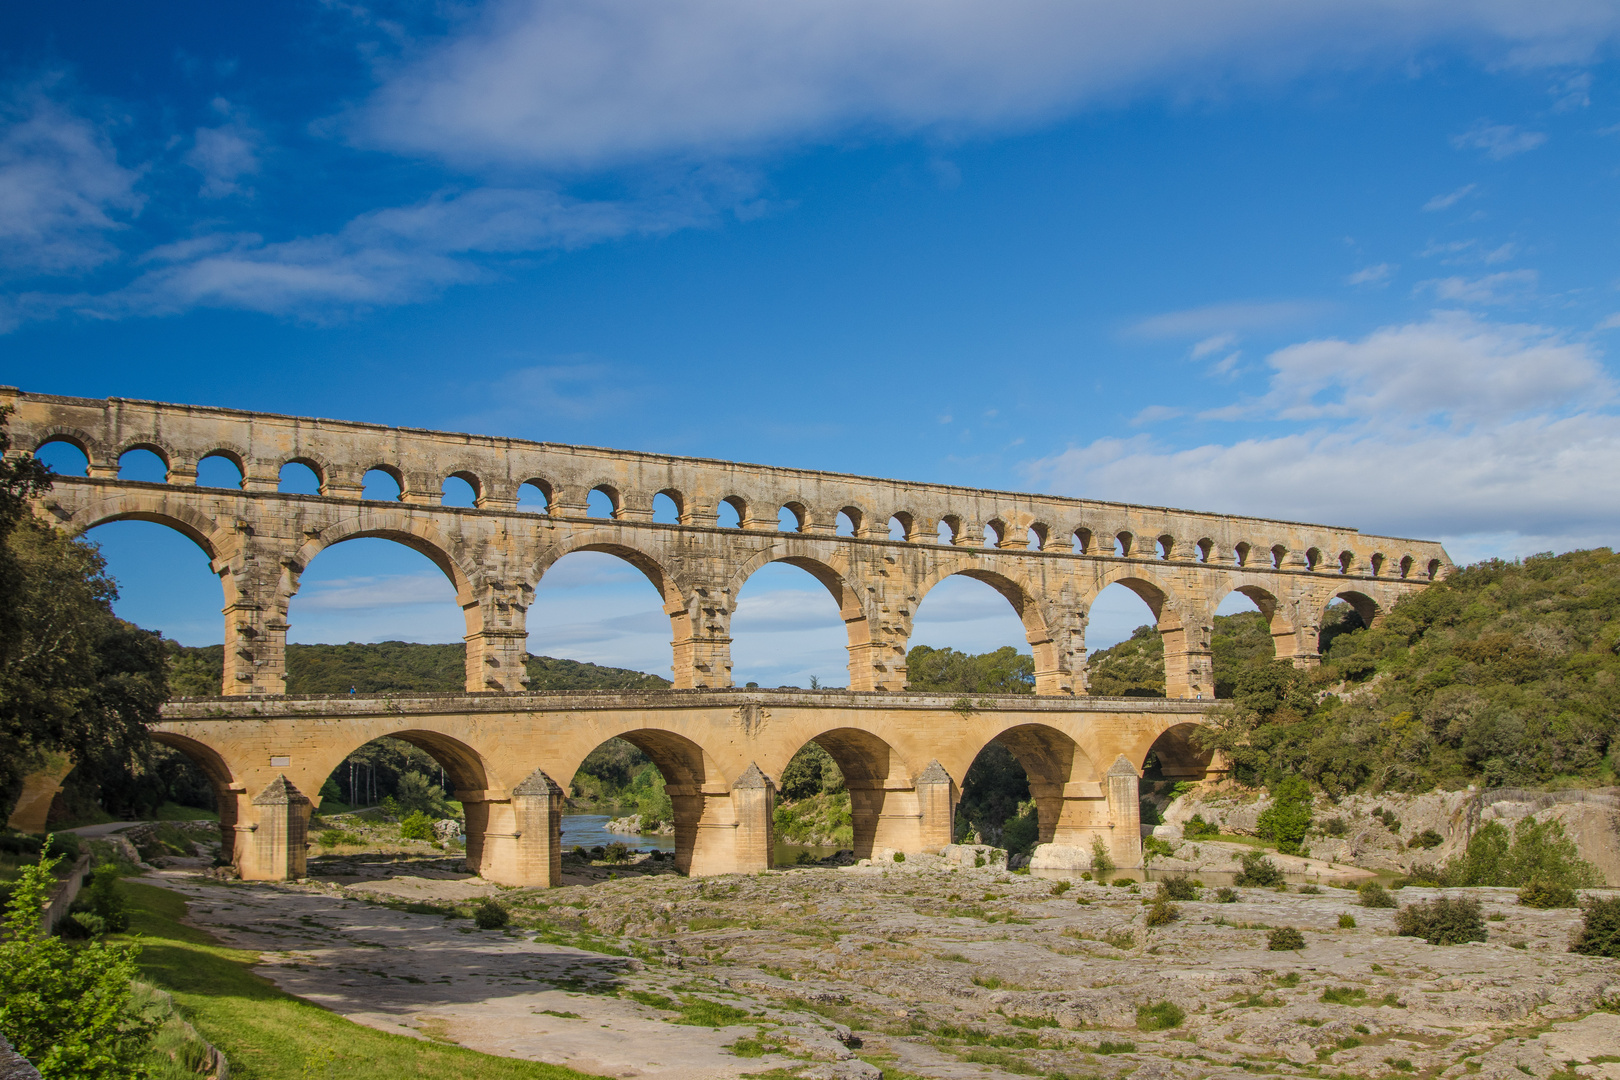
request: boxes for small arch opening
[1399,555,1414,579]
[1338,550,1354,574]
[1370,552,1385,577]
[652,491,681,524]
[1306,547,1322,571]
[362,468,403,501]
[1426,558,1441,580]
[1271,544,1287,570]
[1114,532,1133,557]
[587,487,619,519]
[982,520,1003,549]
[196,453,244,489]
[441,475,477,508]
[1072,528,1091,554]
[1157,534,1174,560]
[1234,541,1251,567]
[718,496,746,529]
[1197,538,1214,564]
[517,480,550,514]
[937,516,961,545]
[119,447,167,483]
[778,503,807,533]
[836,507,861,537]
[1028,524,1048,550]
[888,513,912,541]
[279,461,321,495]
[35,438,90,476]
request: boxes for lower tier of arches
[130,690,1214,884]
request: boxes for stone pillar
[217,536,287,695]
[670,586,733,689]
[915,760,956,852]
[730,764,775,874]
[1105,756,1142,870]
[463,579,531,692]
[1160,606,1214,700]
[509,769,564,887]
[245,775,310,881]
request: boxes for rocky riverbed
[142,846,1620,1080]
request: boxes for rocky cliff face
[1158,787,1620,884]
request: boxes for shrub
[1102,928,1136,950]
[1298,884,1322,894]
[1372,807,1401,834]
[1518,878,1578,909]
[1002,809,1039,856]
[1136,1000,1185,1031]
[1267,927,1306,951]
[1145,898,1180,927]
[1357,882,1396,908]
[473,897,510,929]
[1159,875,1201,901]
[1407,829,1444,850]
[1338,913,1357,929]
[1320,986,1367,1005]
[66,864,129,935]
[1142,836,1176,860]
[1215,887,1239,903]
[603,841,631,864]
[1051,881,1071,896]
[1445,818,1600,889]
[1184,814,1219,839]
[893,851,906,863]
[1094,1040,1136,1054]
[398,811,436,841]
[1319,816,1348,837]
[1090,836,1114,873]
[1257,776,1314,855]
[1394,896,1485,945]
[1569,895,1620,958]
[1234,851,1285,888]
[0,846,156,1078]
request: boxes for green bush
[1267,927,1306,950]
[1394,896,1486,945]
[1518,878,1578,909]
[1158,875,1201,901]
[1215,887,1239,903]
[1145,898,1179,927]
[1445,818,1600,889]
[317,828,363,846]
[1183,814,1219,839]
[1141,836,1176,860]
[398,811,436,841]
[1090,836,1114,874]
[1407,829,1444,850]
[1372,807,1401,834]
[603,842,630,864]
[0,848,156,1078]
[1234,851,1285,888]
[1136,1000,1185,1031]
[1001,808,1040,856]
[1338,913,1357,929]
[473,897,510,930]
[1357,881,1396,908]
[1257,776,1314,855]
[65,864,129,936]
[1569,895,1620,958]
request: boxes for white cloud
[1346,263,1392,286]
[1420,268,1537,304]
[352,0,1620,169]
[1128,300,1328,338]
[1131,405,1183,425]
[1190,333,1237,358]
[1423,183,1476,211]
[0,82,142,276]
[1025,313,1620,553]
[185,98,261,199]
[1451,121,1547,159]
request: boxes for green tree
[0,845,157,1078]
[1256,775,1314,854]
[779,742,845,801]
[905,645,1034,694]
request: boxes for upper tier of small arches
[34,431,1444,582]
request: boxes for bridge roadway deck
[155,689,1211,885]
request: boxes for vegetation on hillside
[1202,549,1620,793]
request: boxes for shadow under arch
[976,723,1101,847]
[727,551,876,690]
[1327,589,1381,628]
[911,565,1067,694]
[147,731,244,868]
[1139,721,1216,781]
[778,727,914,859]
[529,531,695,686]
[566,727,726,876]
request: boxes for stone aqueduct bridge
[8,389,1452,885]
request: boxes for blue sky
[7,1,1620,686]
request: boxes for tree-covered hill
[166,642,670,696]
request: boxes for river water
[561,813,841,867]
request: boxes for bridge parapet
[5,388,1451,701]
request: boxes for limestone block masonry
[4,388,1452,885]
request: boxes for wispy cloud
[1127,300,1329,339]
[1451,121,1546,159]
[1420,268,1537,304]
[1346,263,1392,286]
[0,80,143,277]
[1423,183,1476,211]
[185,97,262,200]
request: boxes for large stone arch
[1092,568,1212,699]
[767,727,917,858]
[64,493,223,559]
[559,726,734,876]
[293,512,475,601]
[527,528,704,685]
[977,723,1099,846]
[1210,581,1302,673]
[147,731,246,871]
[727,549,880,690]
[1135,721,1217,781]
[910,563,1072,693]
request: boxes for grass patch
[119,881,605,1080]
[672,997,754,1027]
